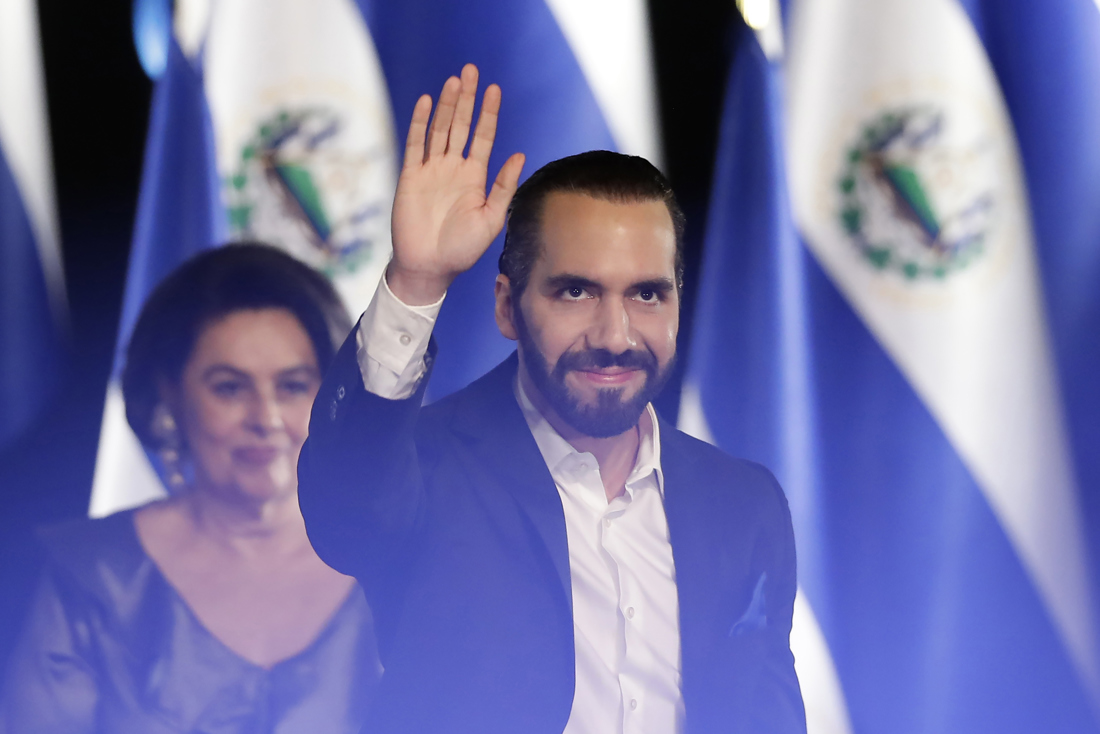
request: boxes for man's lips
[571,367,644,386]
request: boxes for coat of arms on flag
[837,106,996,281]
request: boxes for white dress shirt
[355,275,684,734]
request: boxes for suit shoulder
[663,425,791,515]
[418,355,520,435]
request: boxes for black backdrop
[0,0,742,663]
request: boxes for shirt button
[399,333,412,346]
[630,699,638,711]
[603,518,611,528]
[626,607,635,619]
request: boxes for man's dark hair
[498,150,685,298]
[122,242,351,449]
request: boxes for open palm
[388,64,525,305]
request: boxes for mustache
[554,348,658,375]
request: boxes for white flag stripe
[543,0,662,167]
[792,590,854,734]
[0,0,66,319]
[89,387,166,518]
[787,0,1099,701]
[204,0,396,315]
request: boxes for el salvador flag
[682,0,1100,732]
[0,0,67,448]
[91,0,397,517]
[91,0,661,515]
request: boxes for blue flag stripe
[359,0,617,399]
[957,0,1100,576]
[0,145,62,445]
[114,37,223,373]
[796,251,1096,733]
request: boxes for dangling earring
[152,403,186,490]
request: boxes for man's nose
[587,298,636,354]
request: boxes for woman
[0,244,380,733]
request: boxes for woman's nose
[249,393,285,435]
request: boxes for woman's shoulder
[35,508,159,616]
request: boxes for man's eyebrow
[543,274,603,291]
[631,277,676,292]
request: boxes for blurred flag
[959,0,1100,660]
[679,6,852,733]
[0,0,66,448]
[682,0,1100,732]
[91,0,397,517]
[358,0,662,400]
[93,0,661,513]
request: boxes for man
[299,64,805,734]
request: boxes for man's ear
[494,274,518,341]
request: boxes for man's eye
[562,286,588,300]
[638,289,656,302]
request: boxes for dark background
[0,0,741,663]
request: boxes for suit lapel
[448,354,573,610]
[659,418,734,655]
[440,362,749,636]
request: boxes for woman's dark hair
[499,150,685,298]
[122,243,351,449]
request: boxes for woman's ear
[494,274,518,341]
[156,377,180,417]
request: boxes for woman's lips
[232,446,283,466]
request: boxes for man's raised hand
[388,64,525,306]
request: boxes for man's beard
[514,306,674,438]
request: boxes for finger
[486,152,526,227]
[427,76,461,160]
[468,83,502,165]
[403,95,433,170]
[447,64,479,156]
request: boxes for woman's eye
[279,380,312,396]
[211,381,244,398]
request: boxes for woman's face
[172,308,322,505]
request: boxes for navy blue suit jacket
[299,329,806,734]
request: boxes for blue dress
[0,511,381,733]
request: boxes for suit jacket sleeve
[298,323,433,650]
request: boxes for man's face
[496,191,680,438]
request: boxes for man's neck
[518,363,641,502]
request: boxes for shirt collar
[514,374,664,497]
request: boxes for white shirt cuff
[355,271,444,400]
